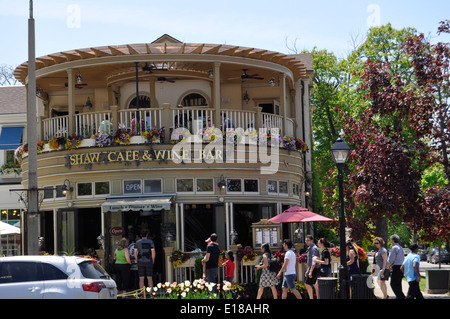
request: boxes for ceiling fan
[157,76,177,83]
[240,69,264,80]
[142,63,169,73]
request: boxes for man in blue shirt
[401,243,424,299]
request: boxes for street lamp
[330,136,351,299]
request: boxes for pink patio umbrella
[268,206,334,223]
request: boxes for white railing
[173,259,226,283]
[171,108,215,130]
[42,108,297,141]
[75,111,112,137]
[118,108,163,135]
[261,113,283,133]
[221,109,255,131]
[43,115,69,139]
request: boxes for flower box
[242,256,261,266]
[130,135,146,144]
[79,138,96,148]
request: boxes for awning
[102,195,173,212]
[0,126,24,150]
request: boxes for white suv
[0,255,117,299]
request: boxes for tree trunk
[375,217,388,244]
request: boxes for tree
[402,20,450,181]
[0,64,19,86]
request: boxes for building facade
[0,86,26,256]
[14,35,313,280]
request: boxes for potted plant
[94,132,113,147]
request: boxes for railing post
[162,103,171,143]
[111,105,119,133]
[254,106,262,131]
[164,246,174,283]
[229,245,239,284]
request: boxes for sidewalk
[373,278,450,299]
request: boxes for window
[181,93,208,107]
[268,180,278,193]
[129,95,151,108]
[124,180,142,194]
[0,262,42,283]
[279,181,288,194]
[42,263,68,280]
[176,179,193,192]
[95,182,110,195]
[144,179,162,193]
[227,179,241,192]
[77,183,92,196]
[196,179,213,193]
[43,186,54,199]
[244,179,258,193]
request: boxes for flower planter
[79,138,96,148]
[242,256,261,266]
[182,258,196,267]
[130,136,146,144]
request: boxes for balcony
[41,106,295,141]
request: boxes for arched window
[180,93,208,107]
[129,95,151,108]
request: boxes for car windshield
[78,261,110,279]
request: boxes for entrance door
[56,208,78,255]
[123,211,163,283]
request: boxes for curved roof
[14,42,308,85]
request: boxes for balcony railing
[41,107,295,141]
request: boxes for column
[149,77,157,108]
[279,73,287,136]
[67,69,75,136]
[213,63,221,127]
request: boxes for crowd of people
[111,231,425,299]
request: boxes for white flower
[157,283,162,289]
[181,292,186,298]
[146,287,151,292]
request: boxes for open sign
[109,226,124,236]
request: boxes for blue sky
[1,0,449,68]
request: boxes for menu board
[253,226,280,247]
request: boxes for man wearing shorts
[277,239,302,299]
[134,230,156,291]
[305,235,320,299]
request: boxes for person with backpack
[255,243,278,299]
[277,239,302,299]
[133,230,156,292]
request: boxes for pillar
[67,69,75,136]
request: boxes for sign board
[251,219,281,248]
[109,226,124,237]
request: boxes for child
[222,250,235,283]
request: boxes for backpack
[268,256,282,273]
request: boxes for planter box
[426,269,450,294]
[242,256,261,266]
[130,136,146,144]
[79,138,96,148]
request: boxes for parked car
[419,250,428,261]
[430,250,450,264]
[0,255,117,299]
[427,248,438,263]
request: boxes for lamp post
[330,136,351,299]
